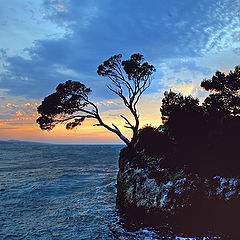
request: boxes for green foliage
[116,181,130,191]
[168,171,186,181]
[158,124,167,132]
[145,156,158,164]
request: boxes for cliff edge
[116,148,240,237]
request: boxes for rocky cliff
[116,147,240,237]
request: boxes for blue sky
[0,0,240,143]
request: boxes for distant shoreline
[0,140,124,146]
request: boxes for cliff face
[116,148,240,235]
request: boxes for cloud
[156,58,215,99]
[0,98,39,120]
[0,0,239,102]
[0,1,66,58]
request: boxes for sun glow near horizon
[0,71,239,144]
[0,98,163,144]
[0,0,240,143]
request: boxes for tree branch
[107,85,130,107]
[120,114,134,129]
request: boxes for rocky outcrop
[116,148,240,237]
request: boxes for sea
[0,143,220,240]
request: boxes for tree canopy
[36,54,240,176]
[37,80,91,130]
[37,53,155,147]
[137,65,240,177]
[201,66,240,117]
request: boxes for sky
[0,0,240,144]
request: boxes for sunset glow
[0,0,240,144]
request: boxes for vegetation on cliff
[36,51,240,177]
[137,66,240,177]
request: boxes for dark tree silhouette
[155,65,240,176]
[159,90,206,170]
[37,53,155,147]
[201,66,240,117]
[161,90,200,123]
[136,125,172,157]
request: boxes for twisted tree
[37,53,155,147]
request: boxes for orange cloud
[106,100,114,105]
[6,103,16,108]
[0,95,163,144]
[24,102,31,107]
[16,111,23,117]
[173,83,198,96]
[0,110,129,144]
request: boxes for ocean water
[0,143,219,240]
